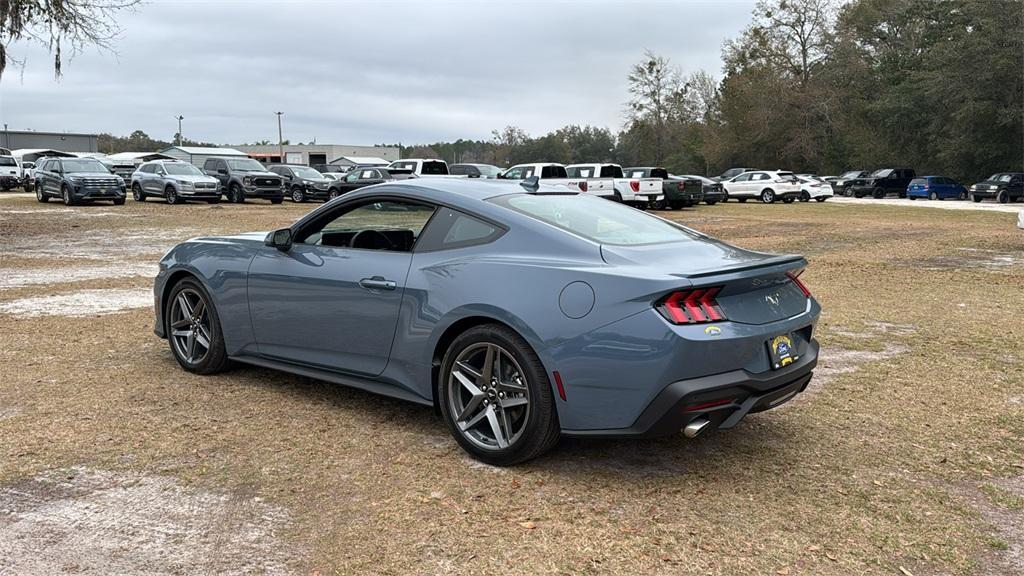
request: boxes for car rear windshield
[421,161,449,175]
[164,163,203,176]
[540,165,568,178]
[0,156,16,166]
[599,165,624,178]
[493,194,700,246]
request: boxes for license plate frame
[767,333,799,370]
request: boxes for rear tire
[929,191,938,201]
[800,192,810,202]
[705,199,718,206]
[113,198,125,205]
[270,197,284,204]
[438,324,560,466]
[815,197,827,202]
[782,197,795,204]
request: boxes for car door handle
[359,276,397,291]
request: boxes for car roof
[343,176,575,204]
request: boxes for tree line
[398,0,1023,182]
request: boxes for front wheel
[438,324,560,466]
[166,278,231,375]
[132,183,145,202]
[328,189,341,200]
[166,186,181,205]
[229,184,245,203]
[35,186,48,203]
[291,187,306,203]
[705,199,718,206]
[872,188,884,199]
[62,185,76,206]
[998,190,1009,204]
[972,194,982,203]
[760,189,775,203]
[270,197,284,204]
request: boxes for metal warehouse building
[159,146,249,167]
[233,144,399,166]
[0,130,98,153]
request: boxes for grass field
[0,193,1021,575]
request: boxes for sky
[0,0,756,147]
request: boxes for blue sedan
[154,178,821,465]
[907,176,968,200]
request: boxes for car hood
[974,180,1004,187]
[68,171,120,178]
[171,175,219,183]
[239,171,280,178]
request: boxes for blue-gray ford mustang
[154,178,820,465]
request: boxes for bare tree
[1,0,141,80]
[751,0,836,83]
[625,50,685,164]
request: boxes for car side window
[504,167,524,180]
[297,200,437,252]
[361,170,375,179]
[344,172,359,182]
[416,207,504,252]
[733,173,750,182]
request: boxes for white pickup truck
[499,163,614,197]
[566,163,663,207]
[387,158,464,177]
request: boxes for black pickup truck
[848,168,916,198]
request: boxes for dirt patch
[0,467,300,575]
[0,263,156,290]
[916,248,1023,272]
[968,475,1024,575]
[0,407,20,422]
[0,289,151,317]
[3,228,199,262]
[831,321,917,339]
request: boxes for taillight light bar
[787,269,811,297]
[657,287,726,324]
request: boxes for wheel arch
[428,313,550,413]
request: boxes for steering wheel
[350,229,395,250]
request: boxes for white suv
[722,170,802,204]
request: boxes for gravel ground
[1,192,1022,575]
[829,194,1024,214]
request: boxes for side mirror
[265,228,293,251]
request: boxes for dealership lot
[0,194,1021,575]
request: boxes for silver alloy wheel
[35,186,44,201]
[761,189,774,203]
[62,186,72,205]
[169,288,212,365]
[133,184,143,201]
[447,343,530,451]
[292,188,304,202]
[166,187,177,204]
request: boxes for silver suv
[131,160,222,204]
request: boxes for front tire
[972,194,982,203]
[36,186,48,203]
[132,183,145,202]
[998,190,1009,204]
[291,187,306,203]
[760,189,775,203]
[438,324,560,466]
[328,189,341,200]
[62,185,76,206]
[873,188,884,199]
[229,183,245,203]
[165,278,230,375]
[815,196,827,202]
[166,186,181,205]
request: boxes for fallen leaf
[518,521,536,530]
[899,567,914,576]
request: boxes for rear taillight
[787,269,811,297]
[630,180,640,192]
[657,287,725,324]
[578,181,588,192]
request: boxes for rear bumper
[0,176,20,187]
[563,340,818,438]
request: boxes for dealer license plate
[767,333,799,370]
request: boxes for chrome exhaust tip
[683,417,711,439]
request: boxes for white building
[233,144,399,167]
[160,146,248,167]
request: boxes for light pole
[275,111,284,163]
[175,115,184,146]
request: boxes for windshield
[63,159,110,174]
[870,169,893,178]
[226,158,267,172]
[0,156,16,166]
[164,163,203,176]
[991,174,1011,182]
[494,194,701,246]
[292,167,323,179]
[839,171,861,179]
[476,165,502,177]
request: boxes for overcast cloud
[0,0,755,146]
